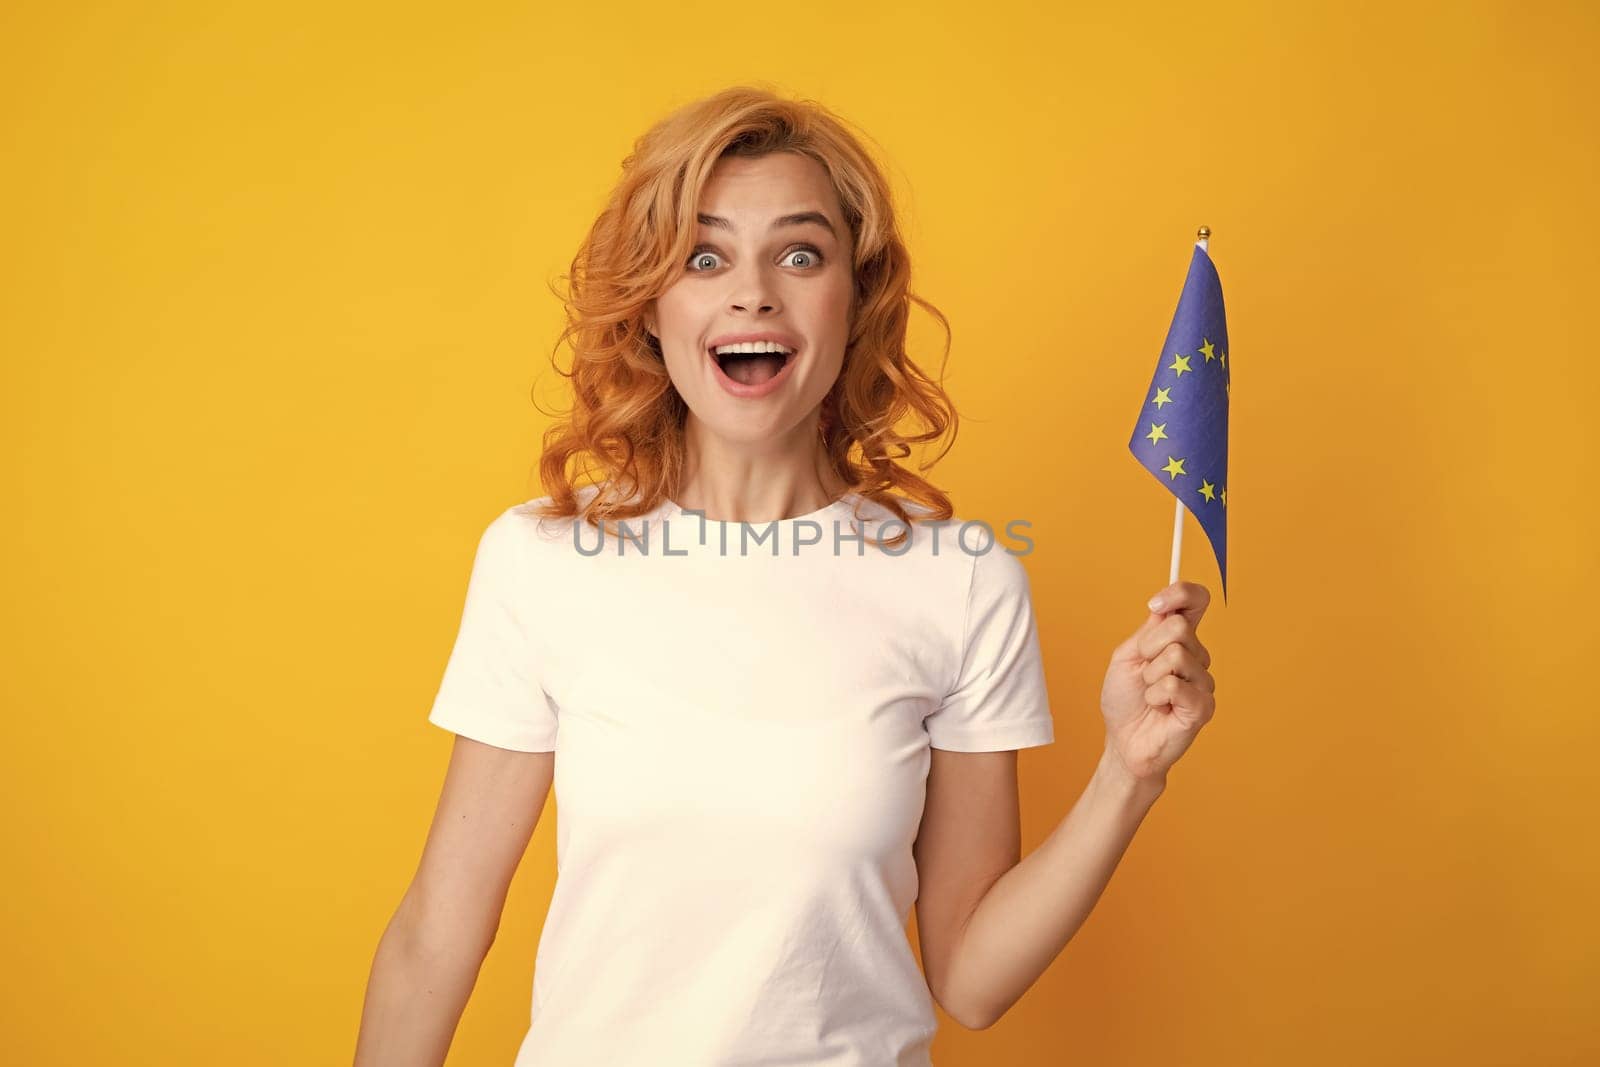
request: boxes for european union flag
[1128,242,1230,602]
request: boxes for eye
[782,245,824,268]
[684,244,826,272]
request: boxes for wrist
[1096,745,1167,806]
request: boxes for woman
[354,85,1217,1066]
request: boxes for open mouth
[711,348,792,387]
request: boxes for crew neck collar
[661,490,859,526]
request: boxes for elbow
[931,983,1004,1032]
[392,890,497,964]
[411,914,497,965]
[954,1004,1003,1032]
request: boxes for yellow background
[4,1,1595,1063]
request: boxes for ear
[643,301,657,339]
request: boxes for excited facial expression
[647,151,854,448]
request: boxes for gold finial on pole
[1197,225,1211,240]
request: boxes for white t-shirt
[426,484,1054,1065]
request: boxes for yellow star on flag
[1161,456,1186,480]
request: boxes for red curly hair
[531,84,962,547]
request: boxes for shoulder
[501,484,606,543]
[966,536,1033,603]
[849,493,1027,575]
[453,488,594,586]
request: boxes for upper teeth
[713,341,793,355]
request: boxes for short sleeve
[425,507,558,752]
[924,546,1055,752]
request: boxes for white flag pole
[1169,225,1211,587]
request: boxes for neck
[673,416,847,524]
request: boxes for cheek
[652,284,698,332]
[805,273,855,333]
[651,290,708,366]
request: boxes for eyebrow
[696,210,837,238]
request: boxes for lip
[706,331,802,399]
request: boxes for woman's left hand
[1099,580,1217,788]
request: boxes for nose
[727,260,781,316]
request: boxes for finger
[1140,645,1216,691]
[1145,675,1216,721]
[1146,581,1212,628]
[1112,609,1168,664]
[1136,615,1208,665]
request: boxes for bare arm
[914,581,1218,1030]
[353,736,555,1066]
[913,746,1163,1031]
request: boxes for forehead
[696,151,843,226]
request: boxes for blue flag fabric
[1128,244,1230,603]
